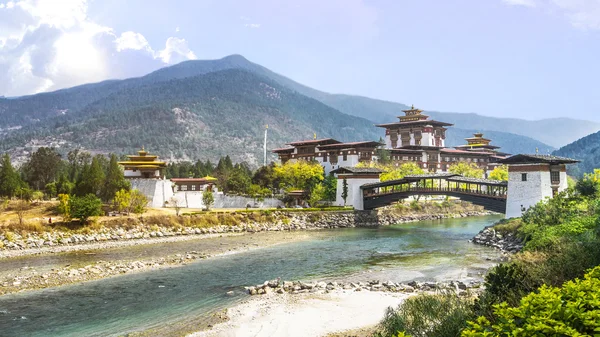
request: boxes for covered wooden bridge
[360,173,507,213]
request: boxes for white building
[273,139,382,175]
[330,167,383,210]
[500,154,579,218]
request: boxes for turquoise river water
[0,215,502,337]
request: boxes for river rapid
[0,215,502,337]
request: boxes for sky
[0,0,599,121]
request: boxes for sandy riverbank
[0,231,315,295]
[189,290,411,337]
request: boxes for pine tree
[342,178,349,206]
[76,157,106,197]
[101,154,130,201]
[0,154,24,198]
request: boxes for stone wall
[168,192,284,209]
[0,210,495,251]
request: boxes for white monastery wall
[129,178,173,208]
[335,177,379,210]
[506,170,551,218]
[168,191,284,209]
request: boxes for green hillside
[0,69,381,164]
[0,54,569,162]
[552,130,600,177]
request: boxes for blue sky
[1,0,599,121]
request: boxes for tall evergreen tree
[75,157,106,197]
[101,154,130,201]
[0,154,25,198]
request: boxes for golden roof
[119,148,167,168]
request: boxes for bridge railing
[363,184,507,199]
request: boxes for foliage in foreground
[463,266,600,336]
[375,291,474,337]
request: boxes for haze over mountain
[0,55,573,165]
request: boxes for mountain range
[0,54,597,167]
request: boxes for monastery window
[551,171,560,184]
[192,185,196,191]
[403,156,408,161]
[323,153,328,162]
[343,152,348,161]
[521,173,528,182]
[182,185,188,191]
[474,158,478,163]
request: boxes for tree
[130,189,148,216]
[169,196,182,216]
[489,165,508,181]
[323,175,337,201]
[309,183,327,207]
[15,199,29,228]
[71,194,103,223]
[57,194,72,221]
[0,153,25,198]
[375,138,391,164]
[380,162,425,182]
[114,189,132,215]
[575,169,600,197]
[22,147,62,190]
[252,163,280,191]
[274,161,324,193]
[224,167,251,194]
[341,178,349,206]
[448,162,484,178]
[202,190,214,210]
[75,156,106,197]
[101,154,130,201]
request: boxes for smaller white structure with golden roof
[118,147,167,179]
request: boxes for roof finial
[411,104,414,109]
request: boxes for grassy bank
[374,175,600,337]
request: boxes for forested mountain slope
[553,130,600,177]
[0,70,381,165]
[1,55,593,149]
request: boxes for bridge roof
[499,154,579,165]
[446,176,508,186]
[360,173,459,189]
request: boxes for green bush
[375,291,474,337]
[409,200,422,211]
[71,194,103,223]
[463,266,600,336]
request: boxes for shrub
[409,200,422,211]
[71,194,103,223]
[375,291,474,337]
[463,266,600,336]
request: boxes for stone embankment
[1,210,495,253]
[0,251,209,295]
[471,226,523,253]
[245,278,482,297]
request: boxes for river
[0,215,502,337]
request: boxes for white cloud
[0,0,199,96]
[175,26,180,33]
[502,0,600,30]
[157,37,197,64]
[115,31,152,53]
[503,0,537,7]
[244,23,261,29]
[552,0,600,30]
